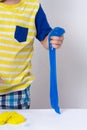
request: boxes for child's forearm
[41,35,48,49]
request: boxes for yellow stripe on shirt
[0,0,40,94]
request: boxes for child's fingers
[51,43,62,49]
[50,36,64,44]
[50,35,64,41]
[50,35,64,49]
[50,40,63,45]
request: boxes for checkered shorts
[0,86,30,109]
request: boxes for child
[0,0,64,109]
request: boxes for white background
[31,0,87,109]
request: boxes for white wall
[31,0,87,109]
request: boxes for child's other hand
[0,78,3,83]
[50,35,64,49]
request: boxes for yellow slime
[0,111,25,125]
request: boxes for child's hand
[0,78,3,83]
[50,35,64,49]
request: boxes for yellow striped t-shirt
[0,0,40,94]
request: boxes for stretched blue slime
[48,27,65,114]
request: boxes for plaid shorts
[0,86,30,109]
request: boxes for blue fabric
[10,92,14,108]
[14,26,28,42]
[35,5,52,41]
[48,27,65,114]
[0,87,30,109]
